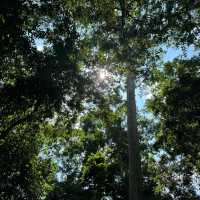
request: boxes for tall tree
[72,1,158,199]
[127,73,141,200]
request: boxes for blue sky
[164,45,199,61]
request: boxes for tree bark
[127,73,141,200]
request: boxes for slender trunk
[127,73,141,200]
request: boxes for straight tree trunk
[127,73,141,200]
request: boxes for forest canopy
[0,0,200,200]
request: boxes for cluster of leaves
[134,0,200,45]
[46,83,129,200]
[147,58,200,199]
[0,0,86,199]
[0,122,57,199]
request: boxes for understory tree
[147,58,200,199]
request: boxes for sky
[164,45,199,61]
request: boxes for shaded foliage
[0,0,85,199]
[147,58,200,199]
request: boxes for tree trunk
[127,73,141,200]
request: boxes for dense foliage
[147,58,200,199]
[0,0,200,200]
[0,0,84,199]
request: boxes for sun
[98,69,108,80]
